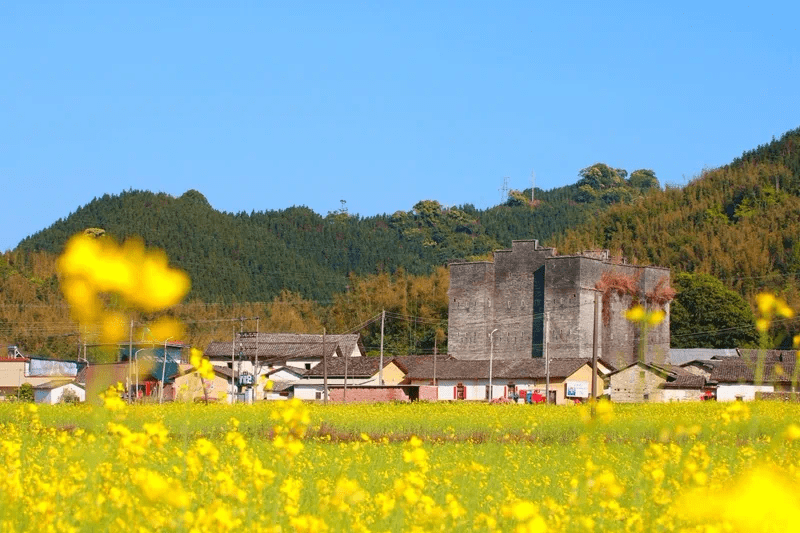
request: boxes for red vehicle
[528,390,546,404]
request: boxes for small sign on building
[566,381,589,398]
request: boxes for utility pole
[159,336,173,404]
[128,319,134,402]
[489,328,498,401]
[254,317,259,402]
[544,311,550,404]
[231,326,236,403]
[433,336,438,389]
[379,310,385,386]
[592,291,601,403]
[323,328,328,404]
[343,340,348,402]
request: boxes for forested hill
[555,126,800,307]
[15,179,636,302]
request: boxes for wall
[418,385,438,401]
[35,384,86,404]
[448,261,493,359]
[717,384,774,402]
[661,389,704,402]
[173,372,230,402]
[380,363,406,385]
[610,366,666,403]
[448,241,670,366]
[328,387,410,402]
[293,385,324,401]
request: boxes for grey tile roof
[404,358,591,381]
[709,358,796,384]
[305,357,387,378]
[667,349,739,365]
[736,349,797,364]
[32,379,82,390]
[204,333,363,363]
[611,361,708,389]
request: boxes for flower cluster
[57,233,189,341]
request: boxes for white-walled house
[403,358,610,404]
[204,333,366,400]
[293,357,409,401]
[33,380,85,404]
[708,359,795,401]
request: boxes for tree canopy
[670,273,758,349]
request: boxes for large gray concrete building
[448,240,671,367]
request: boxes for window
[643,393,650,401]
[305,363,312,370]
[315,391,322,400]
[456,383,465,400]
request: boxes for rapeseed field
[1,398,799,532]
[5,232,792,532]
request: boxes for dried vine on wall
[595,271,640,325]
[645,277,676,308]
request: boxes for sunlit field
[1,400,799,532]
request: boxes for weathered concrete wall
[448,241,670,365]
[609,366,666,403]
[328,387,410,402]
[545,256,590,360]
[448,261,494,359]
[493,241,553,359]
[661,389,704,402]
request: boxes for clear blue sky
[2,1,798,252]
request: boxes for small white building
[708,358,794,401]
[33,380,85,404]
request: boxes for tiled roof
[667,349,739,365]
[404,358,591,381]
[32,379,82,390]
[709,359,796,384]
[612,361,708,389]
[390,355,455,374]
[204,333,362,362]
[736,349,796,364]
[305,357,387,378]
[659,366,706,389]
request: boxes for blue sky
[2,1,798,251]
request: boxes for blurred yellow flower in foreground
[755,293,794,332]
[624,305,665,326]
[57,233,190,341]
[678,467,800,532]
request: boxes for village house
[33,380,86,404]
[171,364,233,403]
[403,358,612,404]
[293,356,411,401]
[706,358,796,402]
[202,333,365,401]
[0,346,86,401]
[609,361,708,403]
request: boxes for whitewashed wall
[717,384,773,402]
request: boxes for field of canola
[1,399,799,533]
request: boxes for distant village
[2,240,795,405]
